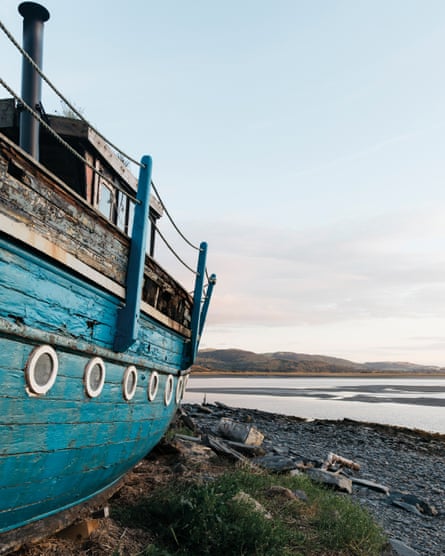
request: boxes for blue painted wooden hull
[0,236,188,533]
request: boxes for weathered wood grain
[0,136,193,330]
[0,125,196,538]
[0,239,185,367]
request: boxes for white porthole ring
[84,357,106,398]
[25,345,58,395]
[164,375,174,406]
[148,371,159,401]
[122,365,138,401]
[175,376,184,404]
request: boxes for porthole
[84,357,106,398]
[175,376,184,404]
[164,375,174,406]
[25,345,58,395]
[148,371,159,401]
[122,365,138,401]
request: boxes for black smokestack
[18,2,50,160]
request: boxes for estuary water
[184,375,445,434]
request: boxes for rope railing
[0,17,209,280]
[0,18,142,169]
[0,78,140,204]
[152,222,197,275]
[151,180,200,251]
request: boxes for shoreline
[186,375,445,434]
[192,370,445,378]
[189,401,445,440]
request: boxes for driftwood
[226,440,266,456]
[204,434,251,464]
[174,434,202,443]
[323,452,361,471]
[178,407,198,433]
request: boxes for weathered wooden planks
[0,224,184,532]
[0,238,185,366]
[0,135,193,330]
[0,121,195,538]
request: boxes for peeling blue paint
[0,237,184,532]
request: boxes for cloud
[193,205,445,329]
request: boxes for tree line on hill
[193,349,444,375]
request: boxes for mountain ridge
[193,348,444,374]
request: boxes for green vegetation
[194,348,445,375]
[113,468,386,556]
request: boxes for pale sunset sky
[3,1,445,365]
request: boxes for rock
[271,445,289,456]
[251,454,297,473]
[351,477,390,495]
[171,462,187,474]
[214,401,231,409]
[389,538,421,555]
[306,468,353,494]
[194,404,214,414]
[226,440,266,456]
[388,492,438,516]
[293,489,309,502]
[266,486,298,500]
[232,491,272,519]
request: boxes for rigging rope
[0,18,142,169]
[151,180,199,251]
[0,78,140,204]
[152,222,197,275]
[0,18,208,276]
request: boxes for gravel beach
[183,402,445,556]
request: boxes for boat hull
[0,235,187,534]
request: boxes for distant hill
[193,349,443,375]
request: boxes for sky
[2,1,445,365]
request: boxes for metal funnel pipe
[18,2,50,160]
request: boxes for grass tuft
[114,469,386,555]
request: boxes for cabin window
[122,365,138,401]
[98,180,115,220]
[116,191,127,231]
[148,371,159,401]
[127,200,135,235]
[116,193,135,235]
[84,357,106,398]
[25,345,58,395]
[164,375,174,406]
[92,166,135,236]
